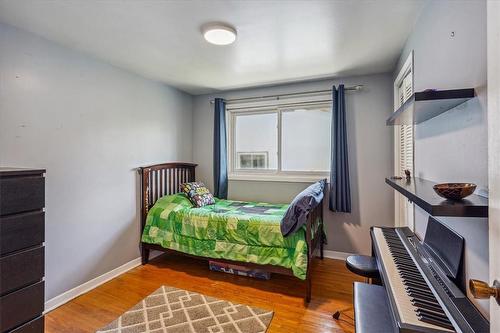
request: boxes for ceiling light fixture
[202,23,237,45]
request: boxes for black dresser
[0,168,45,333]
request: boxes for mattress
[141,193,308,279]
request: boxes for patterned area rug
[96,286,274,333]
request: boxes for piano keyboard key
[372,227,455,332]
[413,300,445,313]
[417,307,448,319]
[419,316,456,331]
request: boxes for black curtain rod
[209,84,363,104]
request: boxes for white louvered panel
[400,125,406,173]
[403,71,413,101]
[397,69,414,175]
[400,125,413,172]
[394,51,415,230]
[399,125,413,173]
[397,69,413,106]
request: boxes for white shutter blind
[398,71,413,174]
[394,51,414,230]
[403,71,413,101]
[400,125,413,173]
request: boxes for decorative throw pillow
[180,182,215,207]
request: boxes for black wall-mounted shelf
[386,88,475,125]
[386,177,488,218]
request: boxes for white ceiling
[0,0,424,95]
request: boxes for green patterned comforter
[141,194,308,279]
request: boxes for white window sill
[228,173,329,183]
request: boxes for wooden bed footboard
[137,162,325,303]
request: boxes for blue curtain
[329,85,351,212]
[213,98,228,199]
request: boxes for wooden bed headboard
[138,162,197,230]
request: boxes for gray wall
[193,73,394,255]
[0,23,193,301]
[394,0,488,316]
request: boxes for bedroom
[0,0,499,332]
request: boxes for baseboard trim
[44,250,351,313]
[44,252,160,313]
[322,250,354,261]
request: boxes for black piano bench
[346,255,380,281]
[353,282,396,333]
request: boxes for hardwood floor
[45,253,362,333]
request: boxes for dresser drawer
[0,247,44,295]
[0,212,44,255]
[0,281,44,332]
[8,316,44,333]
[0,176,45,216]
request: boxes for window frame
[227,102,331,183]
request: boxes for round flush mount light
[202,23,237,45]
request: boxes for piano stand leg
[332,311,341,320]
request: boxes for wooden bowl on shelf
[433,183,477,200]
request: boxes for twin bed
[138,162,325,302]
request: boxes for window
[281,107,330,172]
[234,112,278,171]
[228,103,331,182]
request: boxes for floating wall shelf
[385,177,488,218]
[386,88,475,126]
